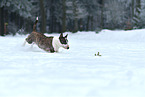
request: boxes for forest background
[0,0,144,36]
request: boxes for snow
[0,29,145,97]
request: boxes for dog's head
[59,33,69,49]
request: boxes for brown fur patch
[26,31,55,53]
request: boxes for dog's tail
[33,17,38,32]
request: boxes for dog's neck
[52,37,62,52]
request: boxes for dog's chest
[52,37,62,52]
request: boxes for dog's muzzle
[62,44,69,49]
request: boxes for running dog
[23,17,69,53]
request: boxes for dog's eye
[60,38,66,44]
[66,39,68,43]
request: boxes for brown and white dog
[23,17,69,53]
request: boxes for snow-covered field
[0,29,145,97]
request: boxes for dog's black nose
[67,47,69,49]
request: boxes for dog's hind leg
[22,40,27,46]
[31,43,35,48]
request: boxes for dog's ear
[60,33,63,37]
[65,34,68,38]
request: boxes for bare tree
[100,0,104,29]
[39,0,46,33]
[0,6,4,36]
[62,0,66,33]
[73,0,78,32]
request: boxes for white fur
[52,37,69,52]
[36,17,38,20]
[52,37,62,52]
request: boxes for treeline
[0,0,144,36]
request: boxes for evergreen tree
[134,0,141,28]
[0,0,33,35]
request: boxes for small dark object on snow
[95,52,102,56]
